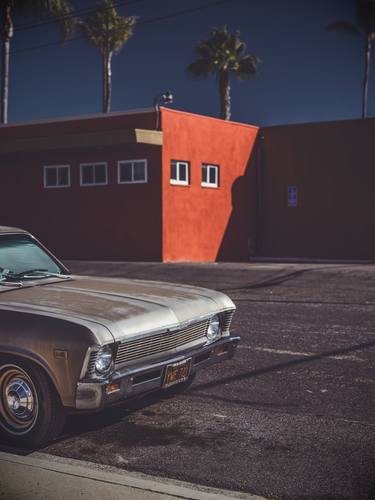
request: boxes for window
[80,163,108,186]
[170,160,190,186]
[43,165,70,188]
[201,164,219,188]
[118,159,147,184]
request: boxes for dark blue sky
[6,0,374,125]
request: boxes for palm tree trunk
[1,3,13,125]
[103,53,108,113]
[362,36,372,119]
[107,51,112,113]
[219,71,231,120]
[102,51,113,113]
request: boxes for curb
[0,450,267,500]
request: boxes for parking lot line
[238,345,365,363]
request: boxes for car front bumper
[76,334,240,410]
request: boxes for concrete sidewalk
[0,450,266,500]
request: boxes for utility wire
[13,0,145,33]
[9,0,235,56]
[136,0,234,26]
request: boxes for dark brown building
[258,118,375,260]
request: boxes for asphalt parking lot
[23,262,375,499]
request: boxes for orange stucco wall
[161,108,259,262]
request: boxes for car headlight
[95,345,114,375]
[207,314,221,343]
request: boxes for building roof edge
[160,107,259,130]
[0,108,155,129]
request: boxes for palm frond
[79,0,136,54]
[11,0,74,36]
[187,25,261,119]
[188,25,261,78]
[235,40,246,58]
[356,0,375,36]
[233,55,260,80]
[194,43,215,60]
[187,59,213,78]
[326,20,360,35]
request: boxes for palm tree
[327,0,375,118]
[0,0,72,124]
[79,0,137,113]
[187,26,260,120]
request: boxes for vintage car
[0,226,239,447]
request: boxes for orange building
[0,108,259,262]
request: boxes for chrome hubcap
[0,366,38,435]
[5,378,34,418]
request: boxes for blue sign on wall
[288,186,298,207]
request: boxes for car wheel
[0,357,65,448]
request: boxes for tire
[0,356,66,448]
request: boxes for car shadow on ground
[0,390,176,454]
[190,339,375,393]
[218,265,356,294]
[62,390,171,437]
[0,442,32,456]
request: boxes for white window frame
[117,159,148,184]
[80,162,108,187]
[170,160,190,186]
[201,163,219,188]
[43,165,71,189]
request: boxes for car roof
[0,225,29,235]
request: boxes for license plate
[163,358,192,388]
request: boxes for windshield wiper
[0,268,71,281]
[8,269,71,280]
[0,268,22,286]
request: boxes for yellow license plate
[163,358,192,388]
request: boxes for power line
[13,0,145,33]
[138,0,234,26]
[9,0,235,56]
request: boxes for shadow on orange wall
[216,141,259,262]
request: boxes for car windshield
[0,234,63,278]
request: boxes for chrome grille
[221,310,235,335]
[86,350,98,378]
[115,319,210,366]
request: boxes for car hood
[0,275,234,343]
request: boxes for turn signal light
[214,345,228,356]
[106,382,121,394]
